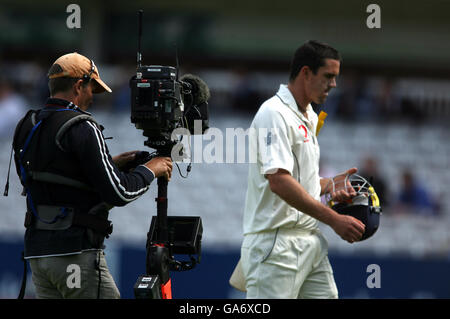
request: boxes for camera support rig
[134,146,203,299]
[132,11,204,299]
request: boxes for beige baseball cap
[48,52,112,94]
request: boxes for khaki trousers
[239,228,338,299]
[28,250,120,299]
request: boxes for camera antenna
[175,43,179,81]
[137,9,143,68]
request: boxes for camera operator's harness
[14,107,113,234]
[11,105,113,298]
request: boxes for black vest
[13,101,112,257]
[13,108,96,195]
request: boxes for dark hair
[47,63,88,96]
[289,40,341,82]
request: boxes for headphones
[82,59,95,83]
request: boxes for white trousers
[240,228,338,299]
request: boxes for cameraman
[12,52,172,299]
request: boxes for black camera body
[130,64,210,153]
[130,65,189,151]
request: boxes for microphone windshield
[180,74,210,105]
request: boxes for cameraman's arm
[112,150,139,170]
[64,121,156,206]
[142,157,172,181]
[111,151,172,179]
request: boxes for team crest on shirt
[265,131,277,146]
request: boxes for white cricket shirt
[243,84,321,235]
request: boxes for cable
[172,122,193,179]
[175,161,192,179]
[3,145,13,196]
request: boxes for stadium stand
[2,108,450,259]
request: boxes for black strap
[55,113,98,152]
[18,251,27,299]
[72,213,113,237]
[24,210,113,236]
[29,171,94,192]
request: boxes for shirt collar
[45,97,75,108]
[44,98,91,115]
[276,84,314,123]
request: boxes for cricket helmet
[326,174,382,241]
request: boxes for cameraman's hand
[330,213,365,244]
[112,150,140,170]
[145,157,173,181]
